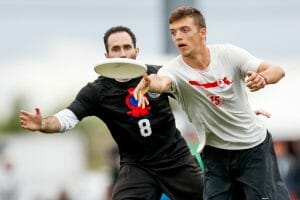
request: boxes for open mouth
[178,44,187,48]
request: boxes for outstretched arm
[20,107,61,133]
[246,61,285,92]
[133,74,173,107]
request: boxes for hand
[133,74,150,108]
[20,108,43,131]
[246,71,266,92]
[255,109,271,118]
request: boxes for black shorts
[112,155,203,200]
[201,132,290,200]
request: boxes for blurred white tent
[0,132,109,200]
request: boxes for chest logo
[189,76,232,88]
[125,88,152,118]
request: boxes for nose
[173,32,182,41]
[120,49,127,58]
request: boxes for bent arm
[246,61,285,92]
[257,61,285,84]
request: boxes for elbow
[281,68,285,79]
[273,66,285,84]
[277,66,285,81]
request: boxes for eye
[111,46,120,52]
[182,27,190,33]
[170,30,176,36]
[124,45,132,50]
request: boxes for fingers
[20,114,29,129]
[20,110,31,126]
[255,109,271,118]
[246,71,255,82]
[143,73,148,80]
[20,107,40,117]
[35,107,41,115]
[19,108,41,131]
[246,71,266,92]
[20,110,30,117]
[137,91,142,107]
[133,74,151,107]
[133,84,141,100]
[263,112,271,118]
[133,75,147,100]
[134,86,148,108]
[143,73,150,85]
[137,93,149,108]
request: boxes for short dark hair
[103,26,137,53]
[169,6,206,28]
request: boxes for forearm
[40,116,61,133]
[258,62,285,84]
[148,74,172,93]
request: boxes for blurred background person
[273,141,295,185]
[287,141,300,200]
[0,157,20,200]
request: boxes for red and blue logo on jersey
[125,88,152,118]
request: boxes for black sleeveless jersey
[68,65,191,170]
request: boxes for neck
[182,46,210,70]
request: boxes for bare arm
[257,61,285,84]
[20,108,61,133]
[246,61,285,92]
[133,74,172,107]
[146,74,173,93]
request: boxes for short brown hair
[103,26,137,53]
[169,6,206,28]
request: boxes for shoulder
[146,64,162,74]
[209,43,249,59]
[86,77,103,89]
[209,43,242,51]
[208,43,235,53]
[78,77,105,95]
[207,43,244,52]
[163,55,181,69]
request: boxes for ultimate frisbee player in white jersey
[134,6,290,200]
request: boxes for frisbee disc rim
[94,58,147,79]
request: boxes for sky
[0,0,300,137]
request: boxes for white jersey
[158,44,267,150]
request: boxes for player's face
[105,32,139,59]
[169,16,206,58]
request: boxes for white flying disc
[94,58,147,79]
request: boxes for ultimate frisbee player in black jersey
[20,26,204,200]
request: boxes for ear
[200,27,207,35]
[104,52,109,58]
[135,47,140,56]
[199,27,207,40]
